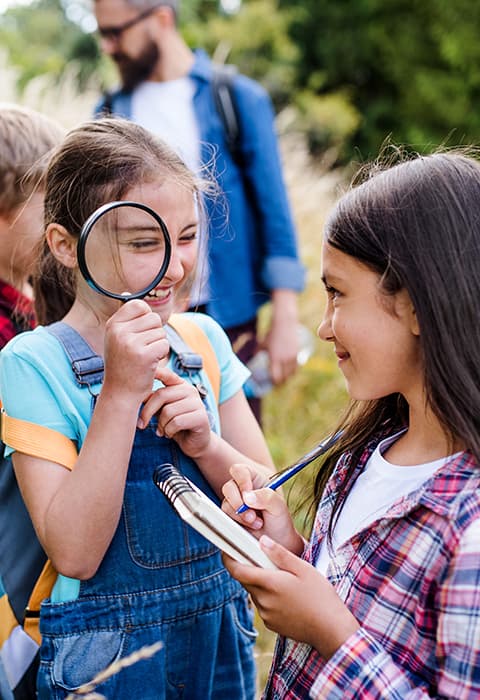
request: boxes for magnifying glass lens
[83,205,169,298]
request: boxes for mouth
[335,349,350,362]
[145,288,171,302]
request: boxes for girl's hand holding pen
[222,538,360,660]
[221,464,305,555]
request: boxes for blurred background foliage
[2,0,480,163]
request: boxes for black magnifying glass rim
[77,200,172,301]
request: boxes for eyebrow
[180,222,198,233]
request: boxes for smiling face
[77,179,198,324]
[318,242,422,403]
[123,180,198,324]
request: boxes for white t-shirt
[316,432,460,575]
[132,78,200,172]
[132,78,209,305]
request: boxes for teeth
[147,289,169,299]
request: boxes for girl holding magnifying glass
[0,118,274,699]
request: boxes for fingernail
[137,418,144,429]
[260,535,274,548]
[243,509,256,524]
[244,491,257,506]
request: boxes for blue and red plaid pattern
[0,281,35,350]
[264,434,480,699]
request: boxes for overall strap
[167,314,220,404]
[165,324,208,399]
[47,322,104,388]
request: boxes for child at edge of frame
[0,103,64,700]
[222,148,480,699]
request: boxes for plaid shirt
[264,433,480,699]
[0,280,35,350]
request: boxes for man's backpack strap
[211,64,244,167]
[167,314,220,404]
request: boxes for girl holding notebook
[222,151,480,699]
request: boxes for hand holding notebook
[153,463,277,570]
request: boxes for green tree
[0,0,103,91]
[281,0,480,159]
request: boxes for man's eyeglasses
[97,4,161,42]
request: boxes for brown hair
[35,117,209,324]
[0,104,64,215]
[310,150,480,539]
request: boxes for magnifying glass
[77,201,172,301]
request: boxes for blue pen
[236,430,343,514]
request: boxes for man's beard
[112,40,159,92]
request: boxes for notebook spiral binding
[153,463,192,503]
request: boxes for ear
[153,4,175,29]
[395,289,419,337]
[410,306,420,336]
[46,223,77,269]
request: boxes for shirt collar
[332,430,479,519]
[188,48,213,83]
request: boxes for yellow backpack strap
[168,314,221,404]
[23,560,58,645]
[0,593,18,643]
[0,406,77,647]
[1,406,77,470]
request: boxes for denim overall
[36,322,257,700]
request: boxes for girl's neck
[61,300,108,356]
[383,403,464,466]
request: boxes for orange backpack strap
[168,314,221,404]
[0,409,77,653]
[1,406,77,471]
[23,560,58,645]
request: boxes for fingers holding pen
[221,463,267,530]
[222,469,303,553]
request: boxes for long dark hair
[313,151,480,535]
[34,117,207,325]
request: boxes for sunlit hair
[311,149,480,535]
[0,103,64,215]
[35,117,212,324]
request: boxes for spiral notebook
[153,463,277,570]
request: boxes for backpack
[0,314,220,698]
[100,63,244,167]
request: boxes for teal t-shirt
[0,312,249,602]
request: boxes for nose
[317,302,334,342]
[99,36,118,56]
[164,248,184,284]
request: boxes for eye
[128,238,165,251]
[179,230,198,243]
[324,284,341,300]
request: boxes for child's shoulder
[1,325,54,357]
[171,312,229,351]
